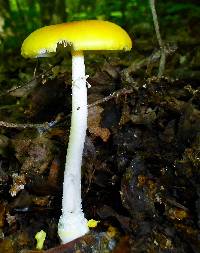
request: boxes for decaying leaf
[88,105,110,142]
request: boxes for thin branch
[0,120,53,129]
[0,59,63,98]
[149,0,166,78]
[88,88,133,108]
[0,88,134,129]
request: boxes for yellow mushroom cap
[21,20,132,58]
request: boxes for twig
[0,88,134,129]
[88,88,133,108]
[0,59,63,98]
[122,44,177,83]
[149,0,166,77]
[0,121,51,129]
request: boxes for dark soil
[0,17,200,253]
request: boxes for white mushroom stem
[58,50,89,244]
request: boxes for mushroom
[21,20,132,244]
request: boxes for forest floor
[0,16,200,253]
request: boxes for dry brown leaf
[88,105,110,142]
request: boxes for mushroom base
[58,212,89,244]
